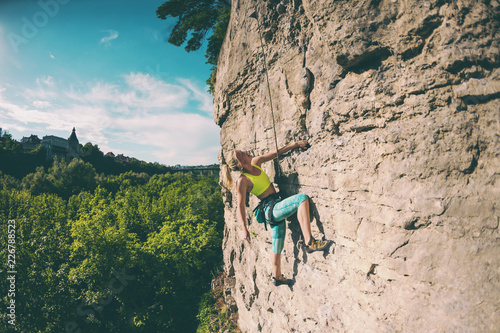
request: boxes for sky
[0,0,220,166]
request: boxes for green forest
[0,134,230,332]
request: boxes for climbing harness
[252,193,283,231]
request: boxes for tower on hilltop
[68,127,80,159]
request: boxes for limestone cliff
[213,0,499,332]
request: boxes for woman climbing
[222,141,333,286]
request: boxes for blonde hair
[221,150,242,189]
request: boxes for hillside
[0,133,220,179]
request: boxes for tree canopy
[0,159,224,332]
[156,0,231,93]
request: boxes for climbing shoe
[299,236,333,253]
[273,275,293,286]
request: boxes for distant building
[42,135,69,158]
[116,154,132,163]
[67,127,80,158]
[21,134,42,151]
[41,127,80,159]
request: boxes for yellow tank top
[242,165,271,196]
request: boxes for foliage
[0,132,23,151]
[80,142,172,176]
[196,270,241,333]
[0,133,50,179]
[21,158,97,200]
[0,158,224,332]
[156,0,231,93]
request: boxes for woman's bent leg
[297,198,312,245]
[272,194,333,254]
[273,194,312,244]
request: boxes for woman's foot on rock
[273,275,294,286]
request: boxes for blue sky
[0,0,220,165]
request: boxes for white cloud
[122,72,190,109]
[24,86,57,100]
[0,121,32,134]
[36,75,55,87]
[66,81,119,104]
[0,73,219,165]
[100,30,119,44]
[49,52,55,59]
[0,101,48,124]
[177,78,213,114]
[32,100,52,109]
[113,112,219,164]
[0,93,111,144]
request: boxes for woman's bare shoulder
[236,174,249,186]
[236,174,252,193]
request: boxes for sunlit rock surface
[214,0,499,332]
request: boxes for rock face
[213,0,499,332]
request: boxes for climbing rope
[250,9,281,177]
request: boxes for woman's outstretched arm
[252,140,309,166]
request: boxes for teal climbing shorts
[264,193,309,254]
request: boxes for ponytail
[221,164,233,189]
[221,150,242,189]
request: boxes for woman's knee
[297,193,309,205]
